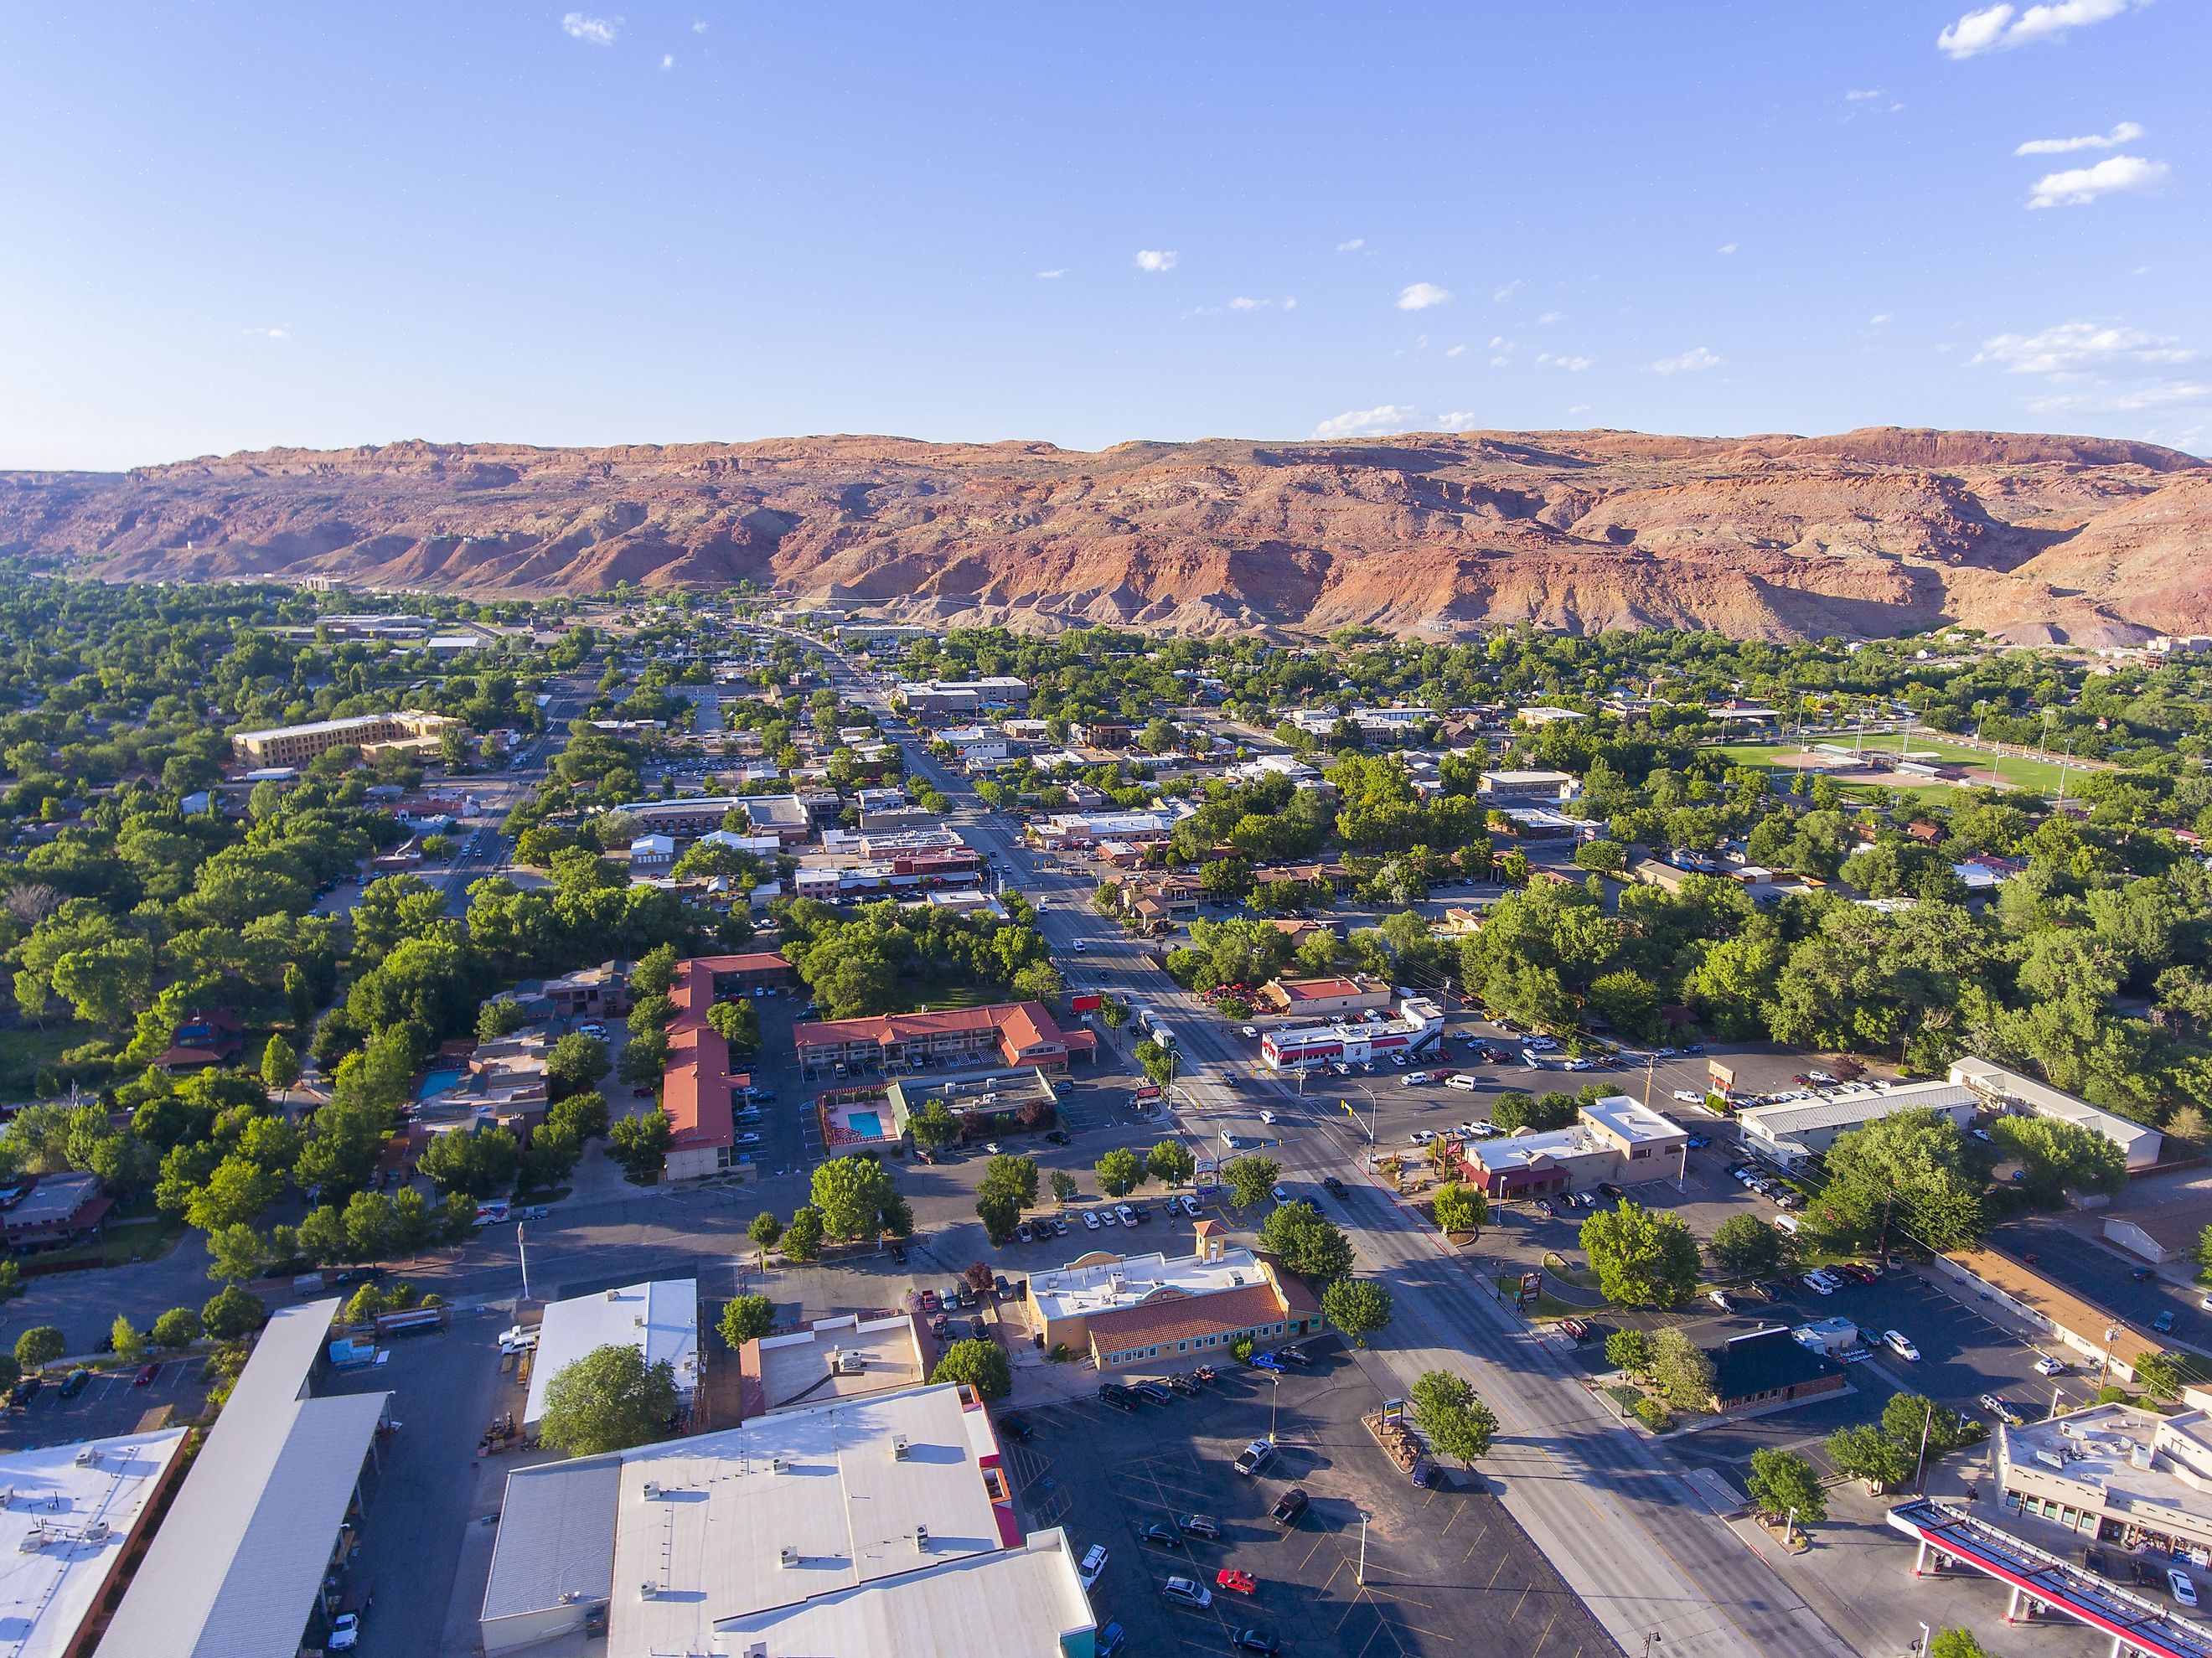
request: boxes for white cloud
[692,18,707,30]
[1036,269,1065,279]
[1648,345,1722,374]
[1284,297,1297,310]
[1437,411,1480,431]
[660,53,674,69]
[1490,356,1511,367]
[1716,243,1738,255]
[1396,282,1452,311]
[242,326,289,340]
[2026,153,2168,208]
[1939,0,2132,59]
[1445,344,1466,358]
[561,11,619,46]
[1537,353,1592,372]
[1229,297,1264,310]
[2015,121,2144,155]
[1313,404,1421,440]
[1847,88,1884,101]
[1335,238,1365,252]
[2027,381,2212,414]
[1537,311,1562,324]
[1134,250,1178,272]
[1491,281,1522,303]
[1869,313,1894,326]
[1972,321,2192,374]
[1569,404,1591,416]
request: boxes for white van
[1445,1074,1480,1092]
[1772,1213,1801,1236]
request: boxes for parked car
[1078,1543,1108,1590]
[1241,1025,1260,1039]
[1134,1381,1173,1404]
[1114,1204,1137,1226]
[1708,1289,1739,1314]
[1217,1568,1258,1596]
[1672,1089,1705,1103]
[1137,1521,1181,1549]
[1883,1330,1921,1361]
[1558,1318,1592,1341]
[1098,1387,1136,1413]
[997,1413,1033,1443]
[327,1613,361,1652]
[1231,1633,1281,1655]
[1800,1273,1835,1297]
[1270,1487,1310,1526]
[58,1368,91,1398]
[2173,1568,2200,1609]
[1179,1514,1222,1539]
[1278,1345,1313,1366]
[1161,1576,1213,1609]
[132,1364,161,1387]
[1233,1439,1276,1476]
[1248,1351,1286,1373]
[1978,1394,2024,1425]
[1045,1130,1072,1146]
[1180,1195,1201,1217]
[2034,1354,2069,1377]
[2155,1309,2178,1333]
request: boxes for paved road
[783,628,1855,1658]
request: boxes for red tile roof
[791,1000,1093,1063]
[1082,1283,1290,1351]
[654,953,788,1152]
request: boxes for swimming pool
[845,1110,884,1140]
[416,1067,466,1100]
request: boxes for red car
[1216,1568,1258,1597]
[917,1289,941,1313]
[132,1364,162,1387]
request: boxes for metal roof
[93,1299,390,1658]
[1738,1082,1977,1138]
[480,1457,621,1622]
[523,1280,698,1430]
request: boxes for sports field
[1714,734,2085,797]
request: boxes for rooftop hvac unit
[638,1582,658,1601]
[892,1435,910,1460]
[607,1289,621,1300]
[643,1481,662,1500]
[74,1449,99,1467]
[771,1456,788,1475]
[83,1521,110,1543]
[17,1527,44,1553]
[914,1524,930,1552]
[633,1315,646,1327]
[778,1546,798,1569]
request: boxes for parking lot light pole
[1356,1508,1371,1586]
[1268,1373,1280,1444]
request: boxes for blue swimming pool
[846,1110,884,1140]
[416,1067,465,1100]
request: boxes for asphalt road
[788,629,1853,1658]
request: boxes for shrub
[1633,1397,1673,1433]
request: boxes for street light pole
[1356,1508,1371,1586]
[1268,1372,1280,1444]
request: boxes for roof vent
[83,1521,110,1544]
[633,1315,646,1327]
[778,1545,799,1569]
[639,1581,659,1601]
[771,1456,789,1475]
[74,1449,98,1467]
[643,1481,662,1500]
[914,1523,930,1552]
[607,1289,621,1301]
[892,1435,911,1460]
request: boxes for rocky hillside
[3,426,2205,643]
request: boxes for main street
[797,629,1855,1658]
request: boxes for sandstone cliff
[2,426,2204,643]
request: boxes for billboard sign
[1707,1059,1735,1094]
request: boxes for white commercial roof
[524,1279,698,1430]
[1028,1247,1269,1324]
[715,1527,1094,1657]
[231,712,403,743]
[1739,1080,1977,1140]
[1579,1094,1688,1146]
[1950,1056,2163,1168]
[93,1299,391,1658]
[0,1428,191,1658]
[1467,1124,1610,1170]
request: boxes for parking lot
[0,1358,206,1453]
[1003,1339,1614,1657]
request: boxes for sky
[1,2,2205,470]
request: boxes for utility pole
[1913,1403,1933,1495]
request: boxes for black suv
[1134,1381,1173,1404]
[1098,1385,1137,1413]
[1277,1346,1313,1367]
[1321,1176,1348,1198]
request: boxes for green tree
[260,1033,301,1091]
[979,1154,1040,1211]
[1604,1327,1653,1377]
[204,1221,272,1283]
[719,1293,778,1348]
[1321,1277,1393,1346]
[1928,1630,1996,1658]
[344,1284,387,1325]
[747,1211,783,1265]
[1410,1368,1497,1464]
[537,1343,681,1456]
[1224,1154,1281,1209]
[1707,1212,1787,1278]
[13,1326,65,1372]
[343,1190,397,1263]
[908,1098,957,1156]
[417,1126,519,1199]
[201,1283,268,1340]
[810,1155,904,1241]
[1049,1170,1079,1206]
[110,1315,146,1366]
[1579,1201,1702,1309]
[1745,1446,1826,1526]
[1146,1139,1196,1187]
[781,1205,825,1262]
[1883,1392,1971,1459]
[1649,1327,1717,1411]
[608,1110,672,1179]
[977,1190,1021,1247]
[1133,1040,1178,1087]
[478,998,530,1041]
[545,1032,611,1098]
[2136,1350,2186,1402]
[1988,1113,2127,1208]
[1825,1423,1914,1493]
[184,1157,282,1232]
[1259,1201,1355,1282]
[150,1307,203,1351]
[932,1336,1013,1399]
[1432,1180,1486,1237]
[1095,1147,1143,1197]
[706,999,762,1052]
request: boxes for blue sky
[2,3,2204,469]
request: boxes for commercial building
[1478,769,1581,803]
[659,953,792,1178]
[613,795,747,837]
[794,1001,1094,1081]
[1034,811,1179,849]
[478,1382,1092,1658]
[0,1428,191,1658]
[1257,974,1393,1018]
[1995,1401,2212,1557]
[1737,1080,1979,1170]
[1938,1248,2164,1383]
[894,678,1031,721]
[1026,1228,1325,1372]
[229,710,458,768]
[1259,996,1446,1071]
[92,1299,393,1658]
[1703,1326,1846,1413]
[1460,1095,1688,1199]
[736,1311,928,1421]
[1949,1056,2163,1171]
[0,1171,113,1251]
[1287,705,1431,737]
[521,1279,700,1433]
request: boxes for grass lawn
[0,1023,103,1096]
[1493,1275,1584,1320]
[1713,736,2078,796]
[40,1211,189,1269]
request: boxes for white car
[1806,1069,1837,1086]
[1526,1036,1560,1052]
[1445,1074,1480,1092]
[1672,1089,1705,1104]
[1270,1185,1289,1203]
[1388,1052,1408,1067]
[1181,1195,1201,1217]
[1071,938,1086,953]
[2034,1355,2067,1377]
[1241,1025,1259,1039]
[1800,1272,1835,1296]
[1400,1072,1428,1087]
[2174,1569,2200,1609]
[1883,1330,1921,1361]
[327,1614,361,1652]
[1259,1110,1277,1124]
[1114,1204,1136,1225]
[1083,1210,1101,1230]
[1079,1544,1108,1590]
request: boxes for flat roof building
[1257,974,1392,1017]
[1478,769,1581,803]
[0,1428,191,1658]
[92,1299,391,1658]
[1996,1401,2212,1557]
[230,710,457,768]
[739,1311,928,1421]
[1737,1080,1979,1169]
[1949,1056,2163,1171]
[522,1279,700,1433]
[1461,1096,1687,1199]
[479,1382,1092,1658]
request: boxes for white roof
[1739,1080,1976,1139]
[1467,1124,1610,1170]
[524,1279,699,1430]
[1028,1247,1266,1324]
[0,1429,191,1658]
[1949,1056,2163,1165]
[93,1299,391,1658]
[715,1527,1094,1657]
[230,712,408,743]
[1481,769,1578,786]
[1579,1095,1688,1146]
[612,1384,1006,1657]
[480,1457,622,1624]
